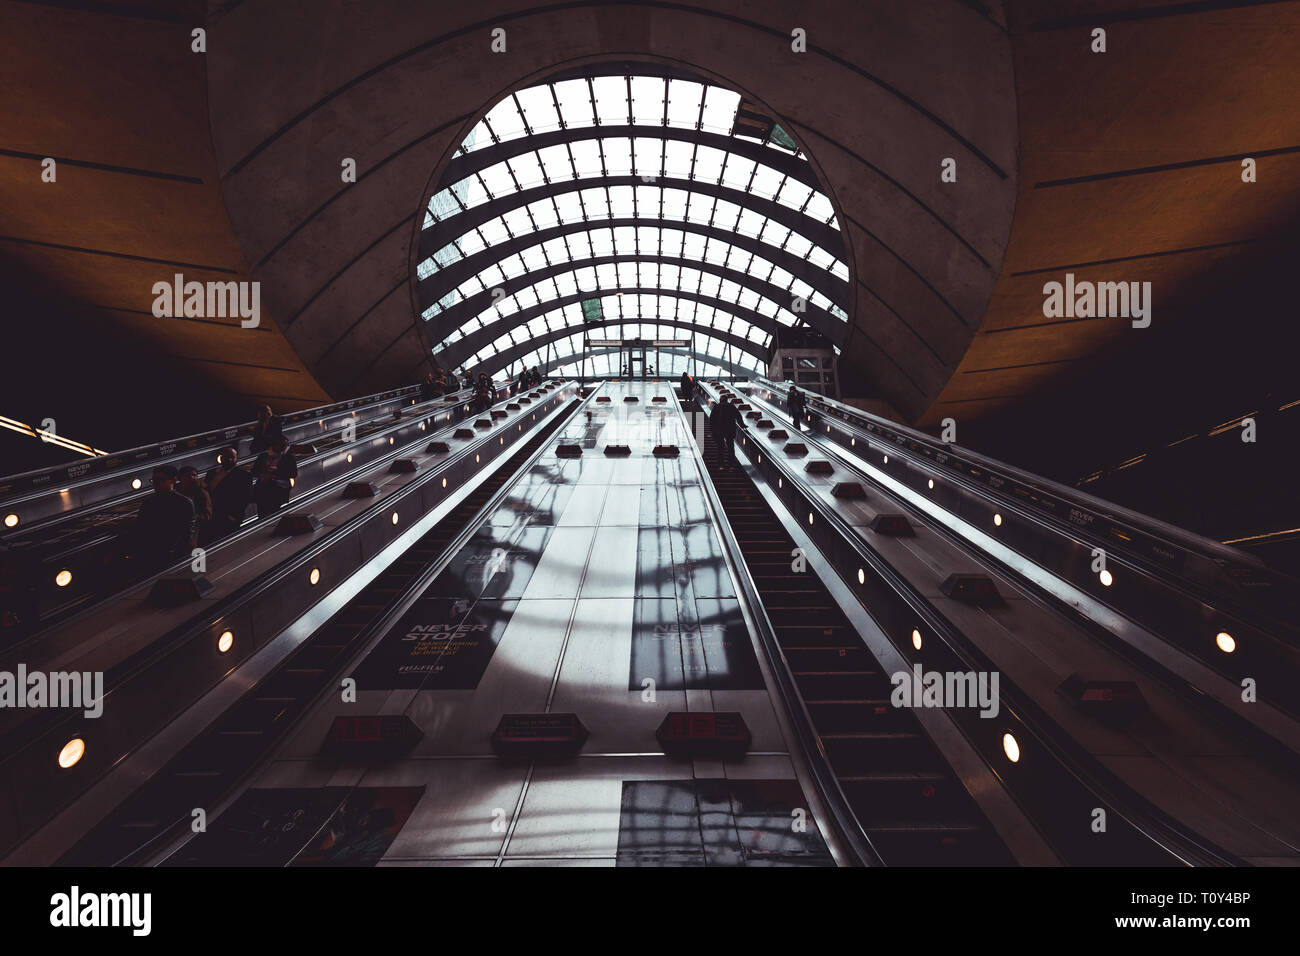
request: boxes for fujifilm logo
[151,273,260,328]
[1042,273,1151,328]
[890,664,1000,719]
[50,886,151,936]
[0,666,103,718]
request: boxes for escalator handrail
[752,377,1296,591]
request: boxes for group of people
[119,405,300,571]
[707,381,805,470]
[418,366,543,411]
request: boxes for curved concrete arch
[420,174,844,267]
[422,217,850,308]
[204,4,1018,412]
[437,285,798,369]
[427,254,843,348]
[442,125,822,194]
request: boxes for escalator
[693,400,1014,866]
[60,395,582,866]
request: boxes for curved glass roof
[416,65,849,379]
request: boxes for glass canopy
[416,66,849,379]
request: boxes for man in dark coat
[203,446,254,544]
[127,465,195,568]
[254,436,299,518]
[788,384,806,432]
[712,397,740,468]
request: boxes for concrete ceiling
[4,0,1296,476]
[203,0,1019,417]
[921,0,1300,437]
[0,0,331,465]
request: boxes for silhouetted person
[126,465,194,568]
[203,446,254,544]
[177,465,212,548]
[788,384,806,432]
[712,398,740,468]
[474,373,493,412]
[249,403,284,453]
[254,436,298,518]
[680,371,693,400]
[418,371,438,402]
[460,369,474,391]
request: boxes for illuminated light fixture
[857,568,865,585]
[55,569,72,588]
[420,423,426,431]
[58,738,85,769]
[808,512,814,525]
[309,568,321,586]
[883,455,889,464]
[912,629,922,650]
[391,512,399,525]
[1002,733,1020,763]
[1099,569,1113,587]
[131,478,142,490]
[1215,631,1236,654]
[441,478,448,488]
[500,437,504,445]
[389,437,394,445]
[927,479,934,490]
[4,513,18,528]
[0,414,107,458]
[757,455,762,463]
[289,478,295,488]
[475,454,480,463]
[993,514,1002,527]
[850,438,855,446]
[218,630,234,653]
[778,478,783,489]
[347,453,353,463]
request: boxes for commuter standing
[713,398,740,469]
[176,465,212,548]
[249,403,284,453]
[788,384,806,432]
[474,373,493,413]
[203,446,254,544]
[127,465,195,568]
[254,436,298,518]
[679,371,693,401]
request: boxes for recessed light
[58,738,85,769]
[218,630,234,653]
[1002,733,1020,763]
